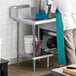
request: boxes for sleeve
[51,0,58,13]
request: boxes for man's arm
[49,0,57,18]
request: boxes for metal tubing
[32,25,36,72]
[32,25,36,57]
[33,60,36,72]
[37,25,40,61]
[17,22,20,67]
[47,57,49,68]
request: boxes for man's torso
[57,0,76,30]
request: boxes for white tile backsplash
[0,0,39,64]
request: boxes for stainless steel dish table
[10,5,56,72]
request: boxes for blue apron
[56,10,66,64]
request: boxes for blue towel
[35,12,49,20]
[56,10,66,64]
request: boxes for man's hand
[49,11,55,19]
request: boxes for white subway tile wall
[0,0,39,64]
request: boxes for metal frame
[10,5,56,72]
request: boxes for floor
[8,57,58,76]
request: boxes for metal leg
[47,57,49,68]
[33,60,36,72]
[32,25,35,57]
[37,25,41,62]
[32,25,36,72]
[17,22,20,67]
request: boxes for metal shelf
[19,49,53,60]
[33,54,53,60]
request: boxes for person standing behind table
[50,0,76,64]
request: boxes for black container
[47,36,57,49]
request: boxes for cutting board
[63,65,76,76]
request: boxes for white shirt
[51,0,76,31]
